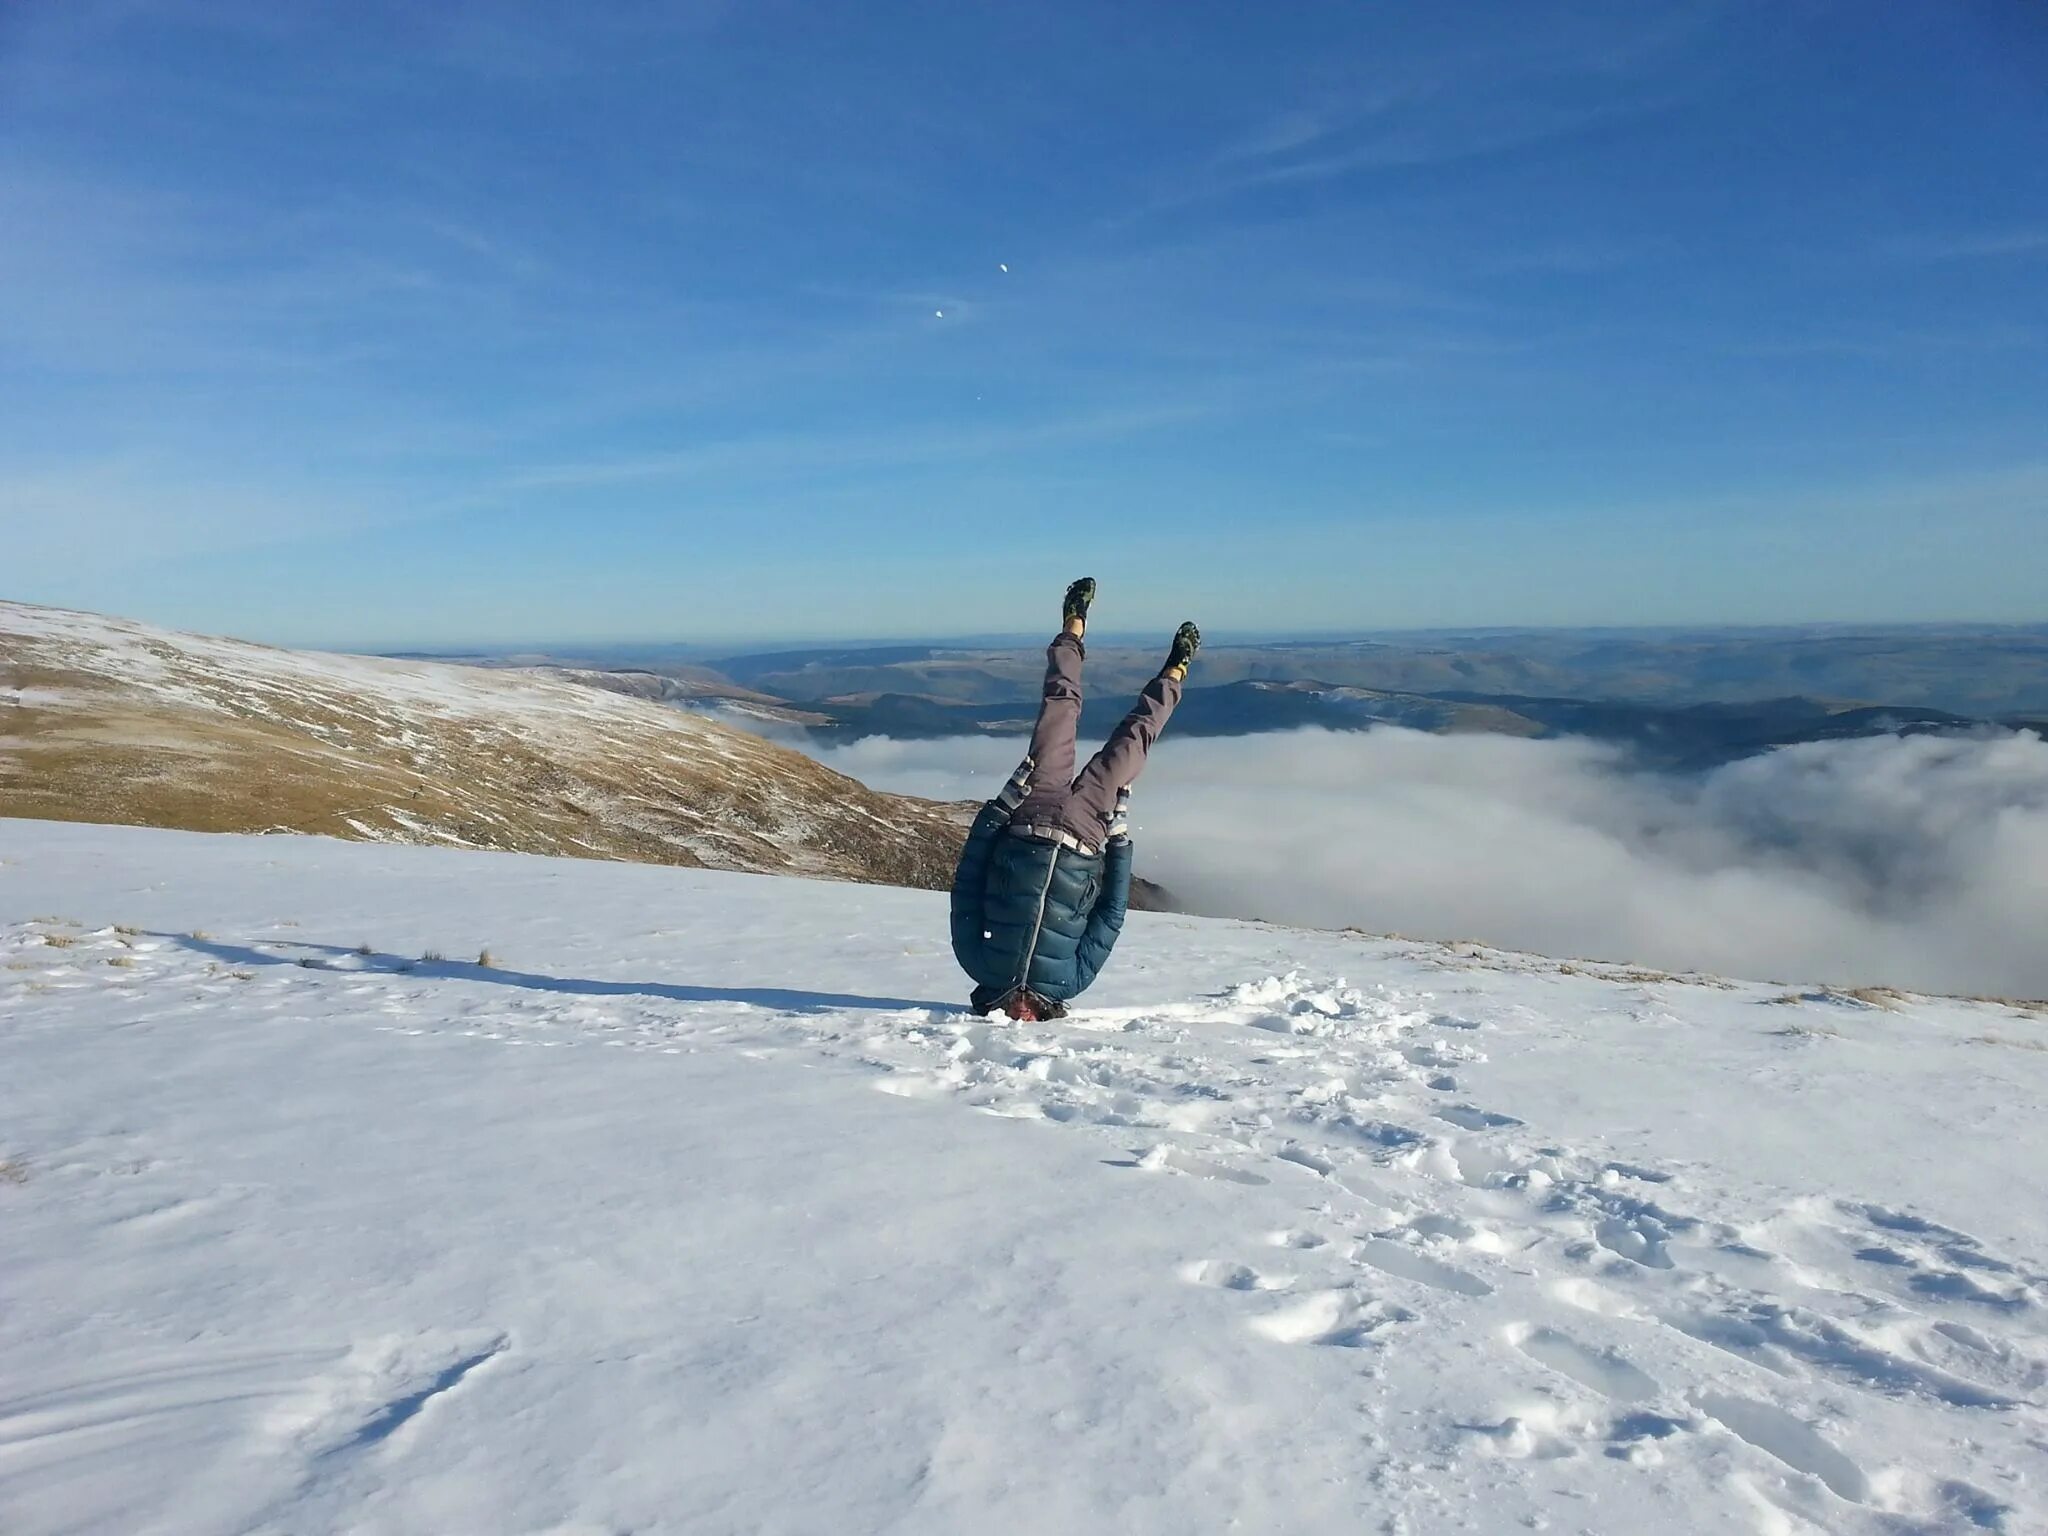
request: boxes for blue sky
[2,0,2044,648]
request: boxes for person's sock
[1163,620,1200,679]
[1062,577,1097,628]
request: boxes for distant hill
[668,625,2048,721]
[0,601,964,889]
[524,627,2040,768]
[770,676,2030,770]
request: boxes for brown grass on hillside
[4,619,970,891]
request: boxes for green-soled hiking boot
[1062,577,1097,627]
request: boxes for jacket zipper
[1014,851,1061,994]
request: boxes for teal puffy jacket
[949,800,1133,1010]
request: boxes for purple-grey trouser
[1011,632,1182,846]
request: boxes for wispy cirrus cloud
[1129,6,1715,224]
[491,400,1228,495]
[1880,228,2048,263]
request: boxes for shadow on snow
[163,933,959,1016]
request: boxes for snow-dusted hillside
[3,819,2044,1535]
[0,600,962,886]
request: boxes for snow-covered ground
[3,819,2044,1535]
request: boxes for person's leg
[1068,671,1180,826]
[1069,622,1198,830]
[1018,631,1084,796]
[1011,579,1096,825]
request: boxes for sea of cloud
[803,726,2048,998]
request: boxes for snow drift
[3,820,2044,1534]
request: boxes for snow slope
[3,818,2044,1535]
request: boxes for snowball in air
[935,309,944,318]
[999,263,1009,273]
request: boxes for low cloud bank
[809,728,2048,998]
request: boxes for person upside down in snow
[950,578,1198,1021]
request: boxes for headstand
[949,578,1199,1020]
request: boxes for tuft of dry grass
[1966,994,2048,1017]
[1773,1020,1843,1039]
[106,955,135,968]
[29,915,79,926]
[476,947,496,968]
[189,929,212,942]
[296,956,325,969]
[39,932,79,949]
[114,924,139,936]
[1766,986,1907,1011]
[0,1160,30,1185]
[357,942,373,956]
[421,950,444,964]
[1973,1033,2048,1052]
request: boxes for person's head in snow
[949,579,1198,1021]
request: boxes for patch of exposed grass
[476,947,496,968]
[421,950,444,964]
[1967,994,2048,1017]
[106,955,135,968]
[39,932,79,949]
[1773,1021,1843,1039]
[0,1160,29,1185]
[1766,986,1906,1011]
[1973,1033,2048,1052]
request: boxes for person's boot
[1062,577,1097,629]
[1164,621,1201,679]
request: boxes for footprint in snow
[1116,1144,1269,1185]
[1353,1237,1493,1297]
[1747,1197,2045,1321]
[1434,1104,1522,1131]
[1695,1391,1870,1505]
[1249,1288,1414,1349]
[1399,1211,1510,1255]
[1180,1260,1292,1291]
[1505,1321,1660,1401]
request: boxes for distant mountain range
[488,627,2048,771]
[682,624,2048,718]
